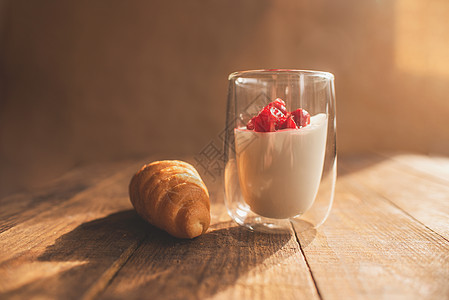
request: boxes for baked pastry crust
[129,160,210,239]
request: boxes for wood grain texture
[377,152,449,185]
[339,153,449,240]
[0,161,131,234]
[98,207,319,300]
[294,171,449,300]
[1,154,448,300]
[0,160,148,299]
[0,158,319,299]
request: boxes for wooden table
[1,153,448,299]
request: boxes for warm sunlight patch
[395,0,449,76]
[0,261,87,293]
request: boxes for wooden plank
[293,173,449,300]
[99,201,320,300]
[3,153,447,299]
[0,160,148,299]
[0,161,132,234]
[339,154,449,240]
[376,152,449,185]
[0,159,319,300]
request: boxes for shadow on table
[33,209,295,299]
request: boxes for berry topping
[278,114,297,129]
[244,98,310,132]
[268,98,287,115]
[291,108,311,128]
[252,106,285,132]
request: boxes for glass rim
[228,69,334,80]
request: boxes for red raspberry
[278,114,297,129]
[291,108,311,128]
[245,98,310,132]
[268,98,287,115]
[253,106,284,132]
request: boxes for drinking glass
[223,69,336,233]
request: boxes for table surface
[1,153,448,300]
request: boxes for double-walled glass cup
[224,69,336,233]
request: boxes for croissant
[129,160,210,239]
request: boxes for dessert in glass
[224,69,336,233]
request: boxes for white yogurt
[234,113,327,219]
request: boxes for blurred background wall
[1,0,449,198]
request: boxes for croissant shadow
[32,209,295,299]
[101,215,297,299]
